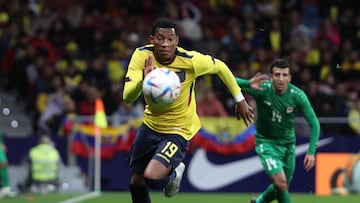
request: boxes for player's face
[271,67,291,94]
[150,28,179,64]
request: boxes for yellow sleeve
[193,53,244,102]
[123,49,146,103]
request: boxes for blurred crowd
[0,0,359,136]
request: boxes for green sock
[256,194,264,203]
[257,184,276,203]
[276,189,291,203]
[0,167,9,187]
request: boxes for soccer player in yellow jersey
[123,18,265,203]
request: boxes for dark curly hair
[151,18,179,36]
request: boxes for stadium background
[0,0,360,197]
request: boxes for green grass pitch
[0,192,359,203]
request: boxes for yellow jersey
[123,45,243,140]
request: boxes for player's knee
[130,174,145,186]
[143,168,169,188]
[144,167,168,180]
[0,162,8,167]
[144,170,158,180]
[144,177,168,189]
[273,178,288,192]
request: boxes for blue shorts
[129,123,189,175]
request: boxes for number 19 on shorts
[161,141,179,158]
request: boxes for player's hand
[249,72,269,90]
[235,100,254,127]
[303,154,315,172]
[144,56,154,76]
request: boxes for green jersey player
[236,59,320,203]
[0,138,13,197]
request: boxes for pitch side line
[59,191,101,203]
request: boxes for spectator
[65,0,85,29]
[348,98,360,136]
[197,88,228,117]
[77,83,100,115]
[255,0,281,19]
[194,25,220,56]
[30,29,56,63]
[18,135,62,193]
[37,74,75,134]
[221,17,242,55]
[315,17,341,52]
[62,63,83,94]
[103,82,123,115]
[29,4,57,37]
[266,18,283,54]
[287,10,313,61]
[47,17,71,52]
[82,55,110,91]
[115,102,144,119]
[345,88,359,111]
[173,0,203,42]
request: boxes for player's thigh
[0,148,7,163]
[152,133,188,170]
[283,144,296,182]
[129,123,189,175]
[129,123,158,175]
[255,142,287,176]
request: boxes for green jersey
[236,79,320,155]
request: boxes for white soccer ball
[142,68,181,106]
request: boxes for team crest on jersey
[286,107,294,113]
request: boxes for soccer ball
[142,68,181,106]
